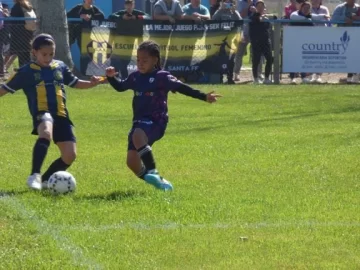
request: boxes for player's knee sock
[42,158,70,182]
[137,145,156,172]
[136,165,147,180]
[31,138,50,174]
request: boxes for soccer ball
[47,171,76,195]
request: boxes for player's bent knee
[39,130,52,141]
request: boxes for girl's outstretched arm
[74,76,103,89]
[62,65,102,89]
[106,67,133,92]
[166,74,222,103]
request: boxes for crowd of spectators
[1,0,360,84]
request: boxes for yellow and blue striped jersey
[1,60,79,119]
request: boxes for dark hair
[15,0,32,11]
[255,0,265,7]
[137,40,161,70]
[31,33,56,50]
[300,1,311,8]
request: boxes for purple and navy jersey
[1,60,78,119]
[107,69,207,123]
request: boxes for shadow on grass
[75,190,145,202]
[0,190,29,197]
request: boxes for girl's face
[256,2,265,13]
[301,3,311,15]
[33,45,55,67]
[137,50,158,74]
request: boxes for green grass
[1,84,360,269]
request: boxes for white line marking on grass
[51,221,360,232]
[0,195,103,270]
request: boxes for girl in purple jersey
[106,40,222,191]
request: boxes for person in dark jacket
[67,0,105,49]
[10,0,35,68]
[210,0,221,17]
[249,0,275,84]
[0,2,6,77]
[109,0,149,20]
[212,0,241,84]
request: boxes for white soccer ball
[47,171,76,195]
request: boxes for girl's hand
[249,6,257,13]
[206,91,222,103]
[90,76,102,86]
[105,67,118,78]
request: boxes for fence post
[273,22,281,84]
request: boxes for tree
[31,0,74,69]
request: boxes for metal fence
[1,17,359,84]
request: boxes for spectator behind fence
[290,1,329,84]
[249,0,275,84]
[182,0,210,21]
[212,0,241,84]
[0,2,4,78]
[332,0,360,84]
[284,0,297,19]
[109,0,149,20]
[153,0,184,23]
[234,0,261,82]
[10,0,36,68]
[210,0,221,17]
[1,3,14,76]
[67,0,105,50]
[285,0,305,18]
[309,0,330,84]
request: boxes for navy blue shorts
[32,113,76,143]
[128,120,167,151]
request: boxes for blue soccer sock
[42,158,70,182]
[31,138,50,174]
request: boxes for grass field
[1,84,360,269]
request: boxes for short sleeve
[62,65,79,87]
[1,70,29,93]
[182,5,190,15]
[202,6,210,16]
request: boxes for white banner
[283,26,360,73]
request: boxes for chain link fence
[1,17,359,84]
